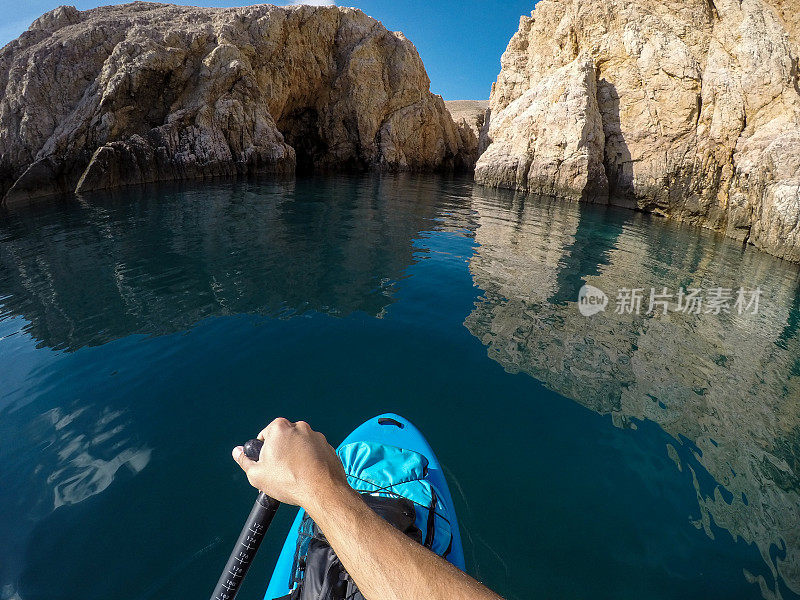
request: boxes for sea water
[1,174,798,600]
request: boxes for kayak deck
[263,413,465,599]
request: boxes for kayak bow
[264,413,465,599]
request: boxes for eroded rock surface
[444,100,488,166]
[0,3,470,202]
[476,0,800,262]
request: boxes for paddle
[210,439,280,600]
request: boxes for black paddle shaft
[210,439,280,600]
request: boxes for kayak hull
[263,413,465,599]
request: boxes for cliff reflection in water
[0,175,453,351]
[3,175,800,599]
[465,190,800,599]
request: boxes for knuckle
[264,418,289,436]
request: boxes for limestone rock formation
[476,0,800,263]
[476,59,608,201]
[444,100,488,132]
[0,3,470,203]
[445,100,488,166]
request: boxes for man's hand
[232,417,348,510]
[232,417,505,600]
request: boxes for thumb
[232,446,256,473]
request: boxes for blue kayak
[263,413,466,599]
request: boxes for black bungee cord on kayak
[210,439,280,600]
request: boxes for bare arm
[305,481,501,600]
[232,418,503,600]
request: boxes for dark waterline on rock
[0,174,799,600]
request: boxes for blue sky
[0,0,535,99]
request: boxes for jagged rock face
[476,58,608,202]
[0,3,470,203]
[476,0,800,263]
[444,100,488,166]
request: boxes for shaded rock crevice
[276,108,330,173]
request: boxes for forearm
[306,484,503,600]
[232,418,504,599]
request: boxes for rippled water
[1,175,798,600]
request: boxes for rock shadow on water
[548,198,631,306]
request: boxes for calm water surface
[1,175,799,600]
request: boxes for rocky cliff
[445,100,489,165]
[0,3,470,203]
[476,0,800,263]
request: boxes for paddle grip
[243,438,263,461]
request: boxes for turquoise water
[1,174,799,600]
